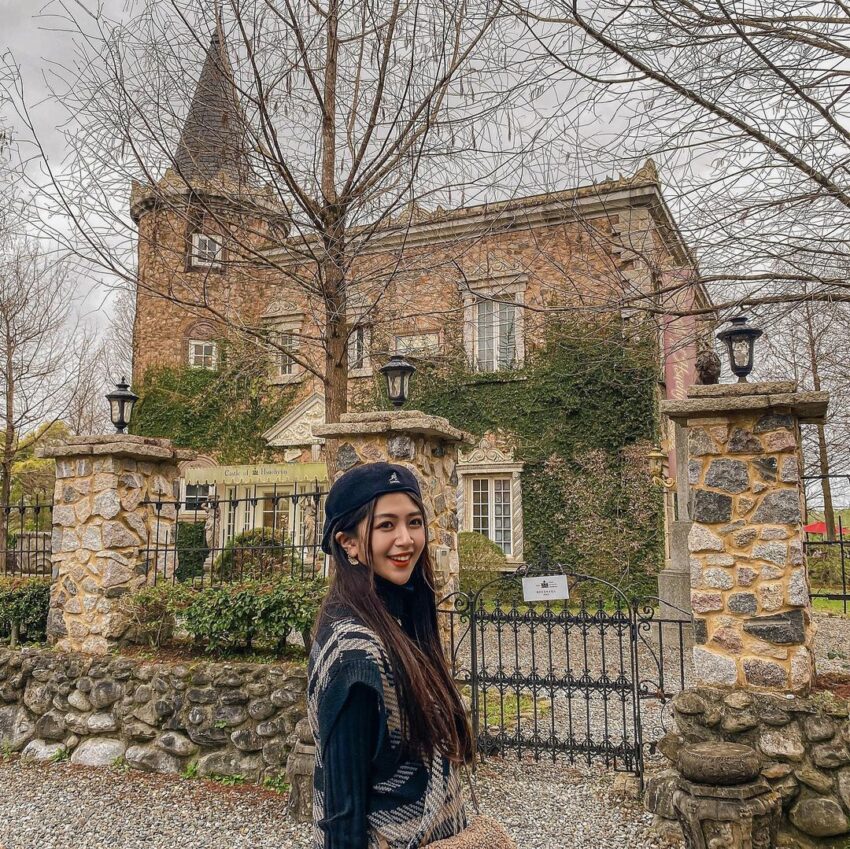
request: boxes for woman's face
[337,491,426,586]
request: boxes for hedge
[0,577,50,648]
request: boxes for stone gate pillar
[660,382,828,694]
[36,436,192,654]
[312,410,473,605]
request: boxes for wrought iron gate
[439,565,681,784]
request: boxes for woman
[308,462,512,849]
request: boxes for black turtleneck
[319,575,416,849]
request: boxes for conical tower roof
[172,27,251,187]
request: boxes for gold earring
[347,554,358,566]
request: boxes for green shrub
[175,521,209,583]
[212,528,300,582]
[458,532,507,596]
[0,577,50,647]
[119,583,193,648]
[259,576,326,653]
[183,583,257,653]
[181,577,325,654]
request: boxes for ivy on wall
[405,320,664,595]
[131,343,296,464]
[131,323,664,595]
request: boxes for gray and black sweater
[307,576,468,849]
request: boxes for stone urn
[672,742,781,849]
[285,717,316,823]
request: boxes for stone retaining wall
[0,648,307,784]
[650,686,850,842]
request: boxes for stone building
[130,30,710,579]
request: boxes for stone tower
[130,24,284,381]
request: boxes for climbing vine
[130,342,296,464]
[131,323,664,596]
[405,319,664,596]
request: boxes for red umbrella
[804,521,850,535]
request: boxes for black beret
[321,462,422,554]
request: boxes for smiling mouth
[388,555,413,568]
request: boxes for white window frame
[183,483,213,512]
[462,274,526,373]
[474,299,518,373]
[188,339,218,370]
[348,324,372,376]
[190,233,223,269]
[457,440,524,564]
[469,477,514,555]
[274,330,298,379]
[265,313,305,385]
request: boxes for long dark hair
[315,492,474,765]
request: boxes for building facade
[130,32,709,572]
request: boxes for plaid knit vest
[307,613,467,849]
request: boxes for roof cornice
[264,180,695,269]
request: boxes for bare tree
[0,229,91,552]
[758,294,850,536]
[8,0,551,422]
[513,0,850,317]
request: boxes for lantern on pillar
[380,355,416,408]
[106,378,139,434]
[647,445,675,489]
[716,316,763,382]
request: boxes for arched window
[185,322,218,371]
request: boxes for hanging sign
[522,574,569,603]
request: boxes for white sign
[522,574,569,603]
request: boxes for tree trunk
[803,302,836,540]
[319,0,349,428]
[817,423,836,540]
[0,339,14,574]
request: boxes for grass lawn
[811,595,850,616]
[460,685,552,727]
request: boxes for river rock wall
[0,648,307,783]
[649,685,850,843]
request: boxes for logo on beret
[389,472,400,484]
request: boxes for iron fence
[804,515,848,615]
[802,473,850,614]
[438,564,691,784]
[141,484,328,585]
[1,499,54,578]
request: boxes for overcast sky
[1,1,131,332]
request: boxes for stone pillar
[312,410,472,601]
[660,382,828,694]
[36,436,192,654]
[659,421,695,620]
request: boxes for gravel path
[0,755,667,849]
[1,610,846,849]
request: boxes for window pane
[493,478,512,555]
[189,341,217,369]
[262,496,290,536]
[225,488,237,543]
[277,331,295,376]
[192,233,222,265]
[348,326,365,370]
[497,302,516,370]
[185,484,211,511]
[476,301,494,372]
[471,478,489,537]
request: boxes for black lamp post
[716,315,763,382]
[380,355,416,408]
[106,378,139,434]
